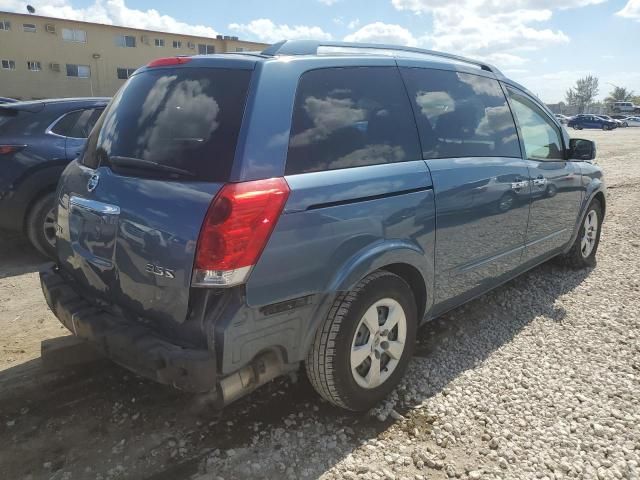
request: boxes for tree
[565,75,599,113]
[604,86,634,104]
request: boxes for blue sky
[1,0,639,102]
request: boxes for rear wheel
[306,270,417,411]
[26,192,57,259]
[558,199,602,268]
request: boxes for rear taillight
[192,177,290,287]
[0,145,26,155]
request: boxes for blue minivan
[41,41,605,411]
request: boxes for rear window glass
[285,67,421,175]
[401,68,521,159]
[83,68,252,181]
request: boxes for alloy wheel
[350,298,407,389]
[580,209,598,258]
[43,207,57,248]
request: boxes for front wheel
[558,199,602,268]
[306,271,417,411]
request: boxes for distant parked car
[0,97,109,257]
[625,116,640,127]
[0,97,18,104]
[597,115,626,127]
[568,114,617,130]
[610,114,630,127]
[555,114,571,124]
[611,101,640,114]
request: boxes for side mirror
[568,138,596,161]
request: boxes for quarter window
[51,108,104,138]
[27,60,42,71]
[0,20,10,30]
[62,28,87,42]
[154,38,164,47]
[66,64,91,78]
[286,67,421,175]
[507,88,563,161]
[23,23,36,32]
[117,67,136,79]
[401,68,521,159]
[115,35,136,47]
[1,59,16,70]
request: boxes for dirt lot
[1,128,639,480]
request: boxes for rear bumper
[40,267,217,393]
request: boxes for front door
[505,87,582,261]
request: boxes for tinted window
[51,110,83,136]
[401,68,521,159]
[285,67,421,175]
[51,108,103,138]
[83,68,252,181]
[507,88,563,160]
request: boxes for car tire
[306,270,417,411]
[26,191,57,259]
[558,198,602,269]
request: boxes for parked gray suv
[40,41,605,411]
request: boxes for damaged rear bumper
[40,266,217,393]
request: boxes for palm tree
[605,86,634,104]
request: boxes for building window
[23,23,36,33]
[62,28,87,43]
[154,38,164,47]
[117,67,136,79]
[172,40,182,48]
[1,60,16,70]
[66,64,91,78]
[198,44,215,54]
[0,20,11,31]
[235,47,244,52]
[27,61,42,71]
[115,35,136,47]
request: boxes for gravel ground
[0,128,639,480]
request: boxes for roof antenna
[26,5,36,13]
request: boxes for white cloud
[317,0,339,4]
[0,0,220,37]
[389,0,588,67]
[228,18,332,43]
[617,0,640,20]
[347,18,361,30]
[392,0,606,14]
[344,22,417,46]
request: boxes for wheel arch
[301,241,434,359]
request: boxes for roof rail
[261,40,503,76]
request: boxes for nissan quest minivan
[40,41,605,411]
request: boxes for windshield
[82,67,252,181]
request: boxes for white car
[625,116,640,127]
[612,101,640,114]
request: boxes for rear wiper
[108,156,195,178]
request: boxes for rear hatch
[55,59,254,326]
